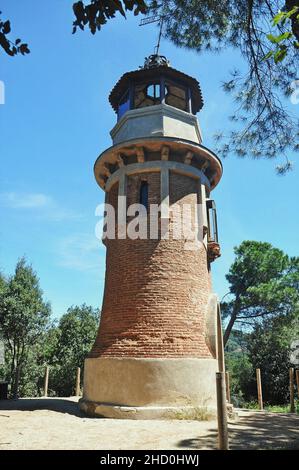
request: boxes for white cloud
[1,192,52,209]
[57,233,105,272]
[0,191,82,222]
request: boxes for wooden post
[75,367,81,396]
[289,368,295,413]
[296,369,299,400]
[226,371,231,404]
[44,366,49,397]
[256,368,263,410]
[216,372,229,450]
[217,303,225,373]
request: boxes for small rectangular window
[140,181,149,212]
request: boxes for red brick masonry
[89,171,213,359]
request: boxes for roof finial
[143,54,170,69]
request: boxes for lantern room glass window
[134,82,161,109]
[165,81,188,112]
[116,77,194,120]
[206,199,219,243]
[117,90,130,120]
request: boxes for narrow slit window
[139,181,149,212]
[206,199,219,243]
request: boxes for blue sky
[0,1,298,318]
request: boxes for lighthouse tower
[80,55,223,419]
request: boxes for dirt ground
[0,397,298,450]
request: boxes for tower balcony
[94,137,222,191]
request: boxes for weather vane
[139,13,166,57]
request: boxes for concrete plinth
[79,357,217,419]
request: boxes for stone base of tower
[79,357,218,420]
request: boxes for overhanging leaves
[72,0,148,34]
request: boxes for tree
[247,311,299,403]
[48,304,99,396]
[0,271,6,294]
[225,351,254,405]
[0,258,51,397]
[16,323,60,397]
[225,329,255,405]
[222,241,299,346]
[225,311,299,405]
[148,1,299,173]
[0,11,30,56]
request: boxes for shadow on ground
[1,401,298,450]
[0,397,92,418]
[177,409,299,450]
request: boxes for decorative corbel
[136,147,145,163]
[161,145,170,161]
[184,151,193,165]
[101,164,111,178]
[116,153,124,168]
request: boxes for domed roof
[109,58,204,115]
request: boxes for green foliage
[226,353,254,406]
[0,272,6,299]
[265,6,299,63]
[70,0,299,172]
[264,403,299,413]
[0,12,30,56]
[0,258,51,397]
[46,304,99,396]
[171,406,214,421]
[72,0,148,34]
[225,310,299,406]
[225,330,255,406]
[0,257,99,397]
[0,303,99,397]
[147,1,299,172]
[222,241,299,345]
[247,313,299,404]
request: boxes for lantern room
[109,55,204,145]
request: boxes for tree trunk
[12,363,21,399]
[223,298,240,346]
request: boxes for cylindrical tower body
[80,56,223,419]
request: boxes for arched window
[139,181,149,211]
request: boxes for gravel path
[0,397,298,450]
